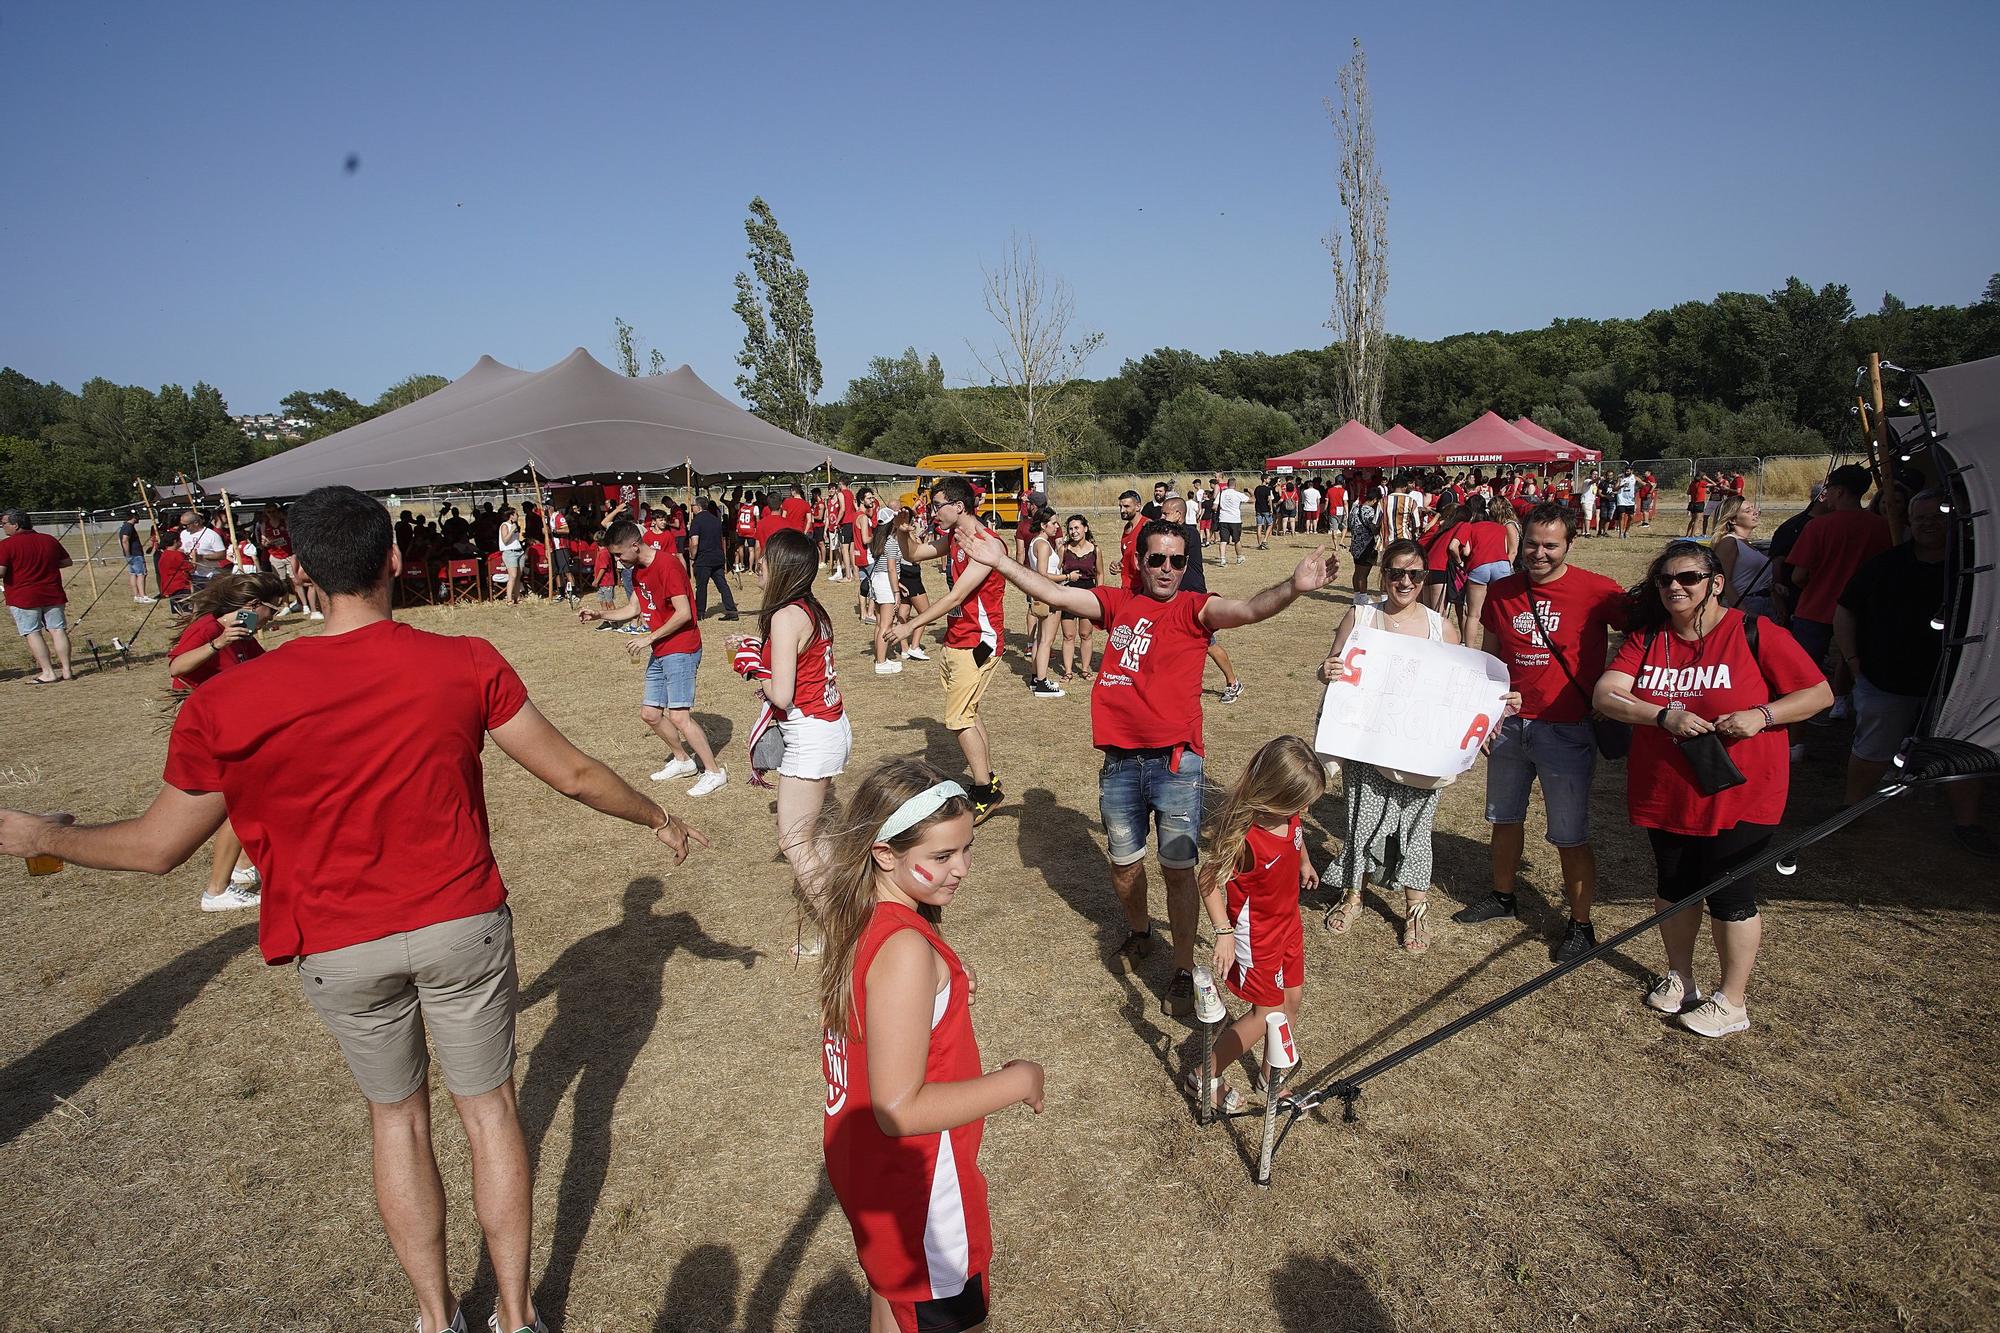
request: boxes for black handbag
[1528,597,1632,760]
[1676,730,1748,795]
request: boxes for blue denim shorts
[1483,715,1596,847]
[125,554,146,576]
[1099,748,1204,869]
[1466,560,1515,585]
[642,648,701,710]
[10,604,67,636]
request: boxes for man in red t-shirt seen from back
[943,510,1336,1017]
[581,519,727,797]
[1457,503,1629,962]
[0,486,709,1333]
[0,509,75,683]
[1782,464,1891,716]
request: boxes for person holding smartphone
[166,571,291,911]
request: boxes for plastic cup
[1263,1011,1298,1070]
[26,854,64,876]
[1191,966,1226,1024]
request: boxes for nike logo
[1261,856,1282,871]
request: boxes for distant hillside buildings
[235,413,307,442]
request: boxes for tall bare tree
[963,232,1104,459]
[1325,37,1389,430]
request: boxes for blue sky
[4,1,1995,412]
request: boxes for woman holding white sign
[1316,540,1487,954]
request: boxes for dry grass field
[1,523,1994,1332]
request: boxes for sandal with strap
[1323,891,1363,936]
[1182,1069,1245,1114]
[1401,895,1431,955]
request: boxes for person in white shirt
[1214,476,1252,564]
[1302,482,1322,533]
[178,509,227,585]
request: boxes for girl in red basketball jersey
[1191,736,1325,1110]
[818,758,1044,1333]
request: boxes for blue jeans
[1098,748,1204,870]
[1483,715,1596,847]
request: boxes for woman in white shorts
[867,510,912,673]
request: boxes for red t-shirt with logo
[162,620,528,964]
[642,528,679,558]
[632,550,700,657]
[0,531,69,608]
[943,535,1005,651]
[1609,611,1823,836]
[170,613,265,690]
[1785,508,1892,624]
[1481,567,1628,724]
[1090,587,1215,754]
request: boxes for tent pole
[528,464,554,598]
[1866,353,1905,544]
[219,489,241,560]
[685,457,693,508]
[77,511,101,603]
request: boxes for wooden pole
[77,511,101,602]
[527,463,554,597]
[134,478,159,529]
[1866,353,1905,544]
[685,458,693,508]
[219,488,241,556]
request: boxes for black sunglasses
[1144,552,1189,570]
[1654,570,1712,588]
[1385,567,1425,584]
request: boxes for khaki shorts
[298,905,518,1103]
[939,646,1000,731]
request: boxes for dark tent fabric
[198,349,927,499]
[1910,354,2000,768]
[1265,420,1406,471]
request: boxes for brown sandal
[1401,894,1431,955]
[1324,891,1363,936]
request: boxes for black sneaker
[1452,893,1516,924]
[1553,918,1597,963]
[1163,969,1195,1018]
[1118,928,1155,960]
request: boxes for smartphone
[235,610,258,631]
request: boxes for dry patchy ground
[1,525,1995,1332]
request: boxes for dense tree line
[835,274,2000,472]
[5,273,1994,511]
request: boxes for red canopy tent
[1420,410,1601,467]
[1383,423,1430,451]
[1513,417,1603,465]
[1264,419,1406,471]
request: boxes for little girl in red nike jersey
[818,758,1044,1333]
[1191,735,1325,1111]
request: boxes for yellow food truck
[897,451,1048,523]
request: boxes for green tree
[732,196,823,439]
[840,348,945,454]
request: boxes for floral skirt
[1334,762,1441,893]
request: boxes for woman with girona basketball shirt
[817,758,1043,1333]
[1593,541,1830,1038]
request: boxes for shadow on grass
[463,880,760,1324]
[0,921,257,1147]
[652,1175,857,1331]
[1272,1250,1391,1332]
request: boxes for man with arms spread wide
[0,486,707,1333]
[945,511,1334,1015]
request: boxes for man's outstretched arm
[0,786,227,875]
[489,700,707,863]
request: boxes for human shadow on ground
[881,715,969,777]
[692,712,735,755]
[463,880,761,1323]
[0,921,256,1147]
[1015,786,1180,1076]
[652,1175,863,1332]
[1271,1250,1392,1332]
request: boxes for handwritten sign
[1314,624,1511,781]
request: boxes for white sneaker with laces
[902,646,929,661]
[1678,990,1750,1037]
[487,1314,547,1333]
[415,1306,467,1333]
[200,884,261,912]
[874,660,903,674]
[687,768,727,797]
[1645,970,1702,1013]
[135,595,156,603]
[230,866,261,890]
[651,756,698,781]
[308,610,325,621]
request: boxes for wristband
[1756,704,1775,729]
[1213,926,1237,935]
[1655,707,1672,728]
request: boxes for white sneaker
[487,1314,547,1333]
[902,646,930,661]
[651,756,698,781]
[200,885,261,912]
[1645,970,1702,1013]
[134,595,156,603]
[230,866,261,890]
[1678,990,1750,1038]
[415,1306,467,1333]
[687,768,727,797]
[308,610,325,621]
[874,660,903,674]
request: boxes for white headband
[875,781,968,845]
